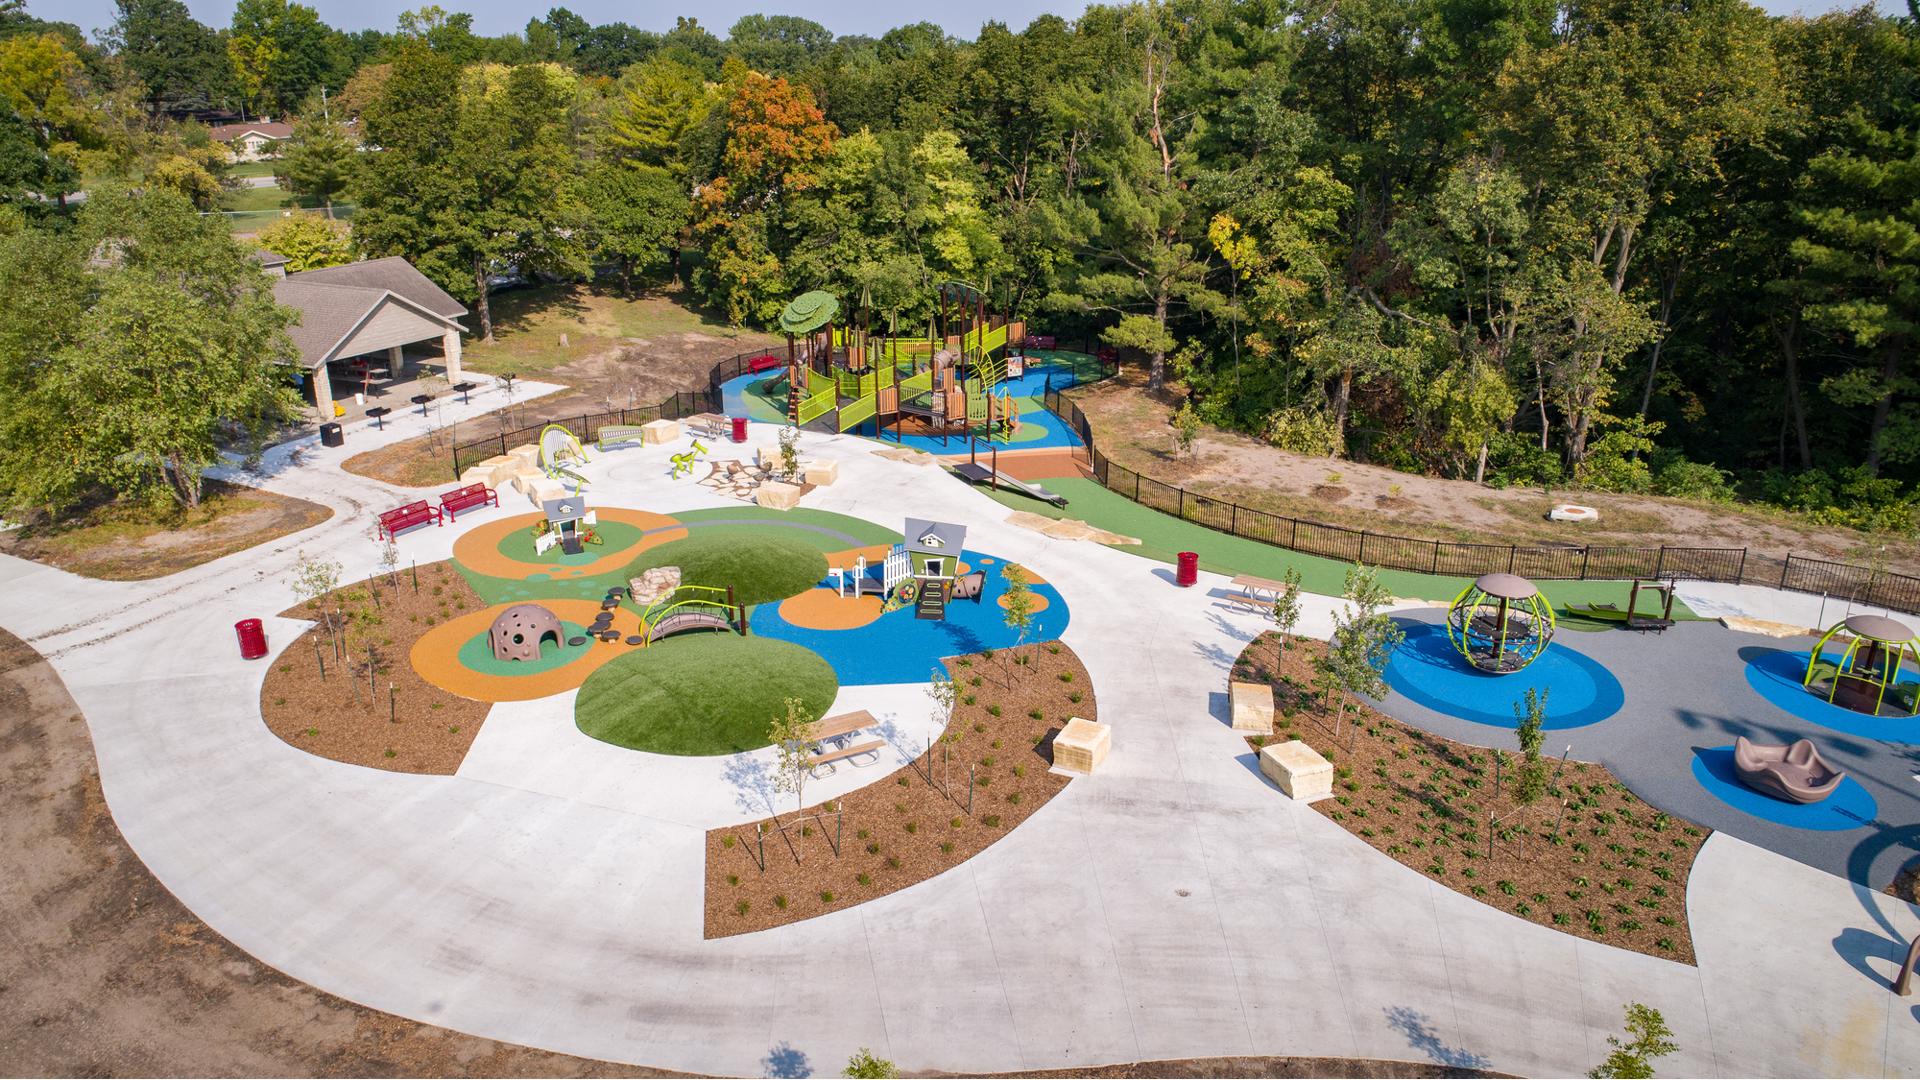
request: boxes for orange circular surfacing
[998,590,1051,614]
[411,598,647,702]
[452,507,686,580]
[779,588,884,631]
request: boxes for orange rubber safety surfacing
[779,588,885,631]
[411,598,650,702]
[451,507,687,581]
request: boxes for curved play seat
[1733,735,1844,804]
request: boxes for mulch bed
[261,560,493,774]
[705,641,1092,938]
[1236,631,1706,964]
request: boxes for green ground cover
[574,633,838,755]
[496,519,646,564]
[626,533,828,607]
[670,507,901,549]
[456,621,593,674]
[985,477,1701,620]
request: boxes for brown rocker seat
[1733,735,1845,804]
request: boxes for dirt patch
[705,641,1089,938]
[1312,485,1351,503]
[1067,367,1920,566]
[341,435,466,490]
[1235,631,1705,964]
[262,561,494,774]
[0,480,333,580]
[0,626,669,1077]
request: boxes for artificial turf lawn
[574,633,838,755]
[984,476,1700,619]
[626,533,829,608]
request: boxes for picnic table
[1225,573,1291,611]
[806,710,883,775]
[366,406,391,430]
[687,412,728,440]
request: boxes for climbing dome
[1445,573,1557,674]
[1803,613,1920,716]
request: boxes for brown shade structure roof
[271,257,469,370]
[1844,613,1915,643]
[1473,572,1538,600]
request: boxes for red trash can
[235,618,267,660]
[1176,551,1199,587]
[731,416,749,443]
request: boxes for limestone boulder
[629,566,682,608]
[1259,739,1332,801]
[1053,717,1110,775]
[1230,681,1275,734]
[755,481,804,510]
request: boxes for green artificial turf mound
[575,634,838,755]
[626,533,828,607]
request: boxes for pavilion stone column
[387,345,404,380]
[441,327,464,382]
[312,364,335,420]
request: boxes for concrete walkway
[1,423,1917,1076]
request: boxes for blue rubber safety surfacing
[1742,648,1920,743]
[1689,745,1877,831]
[1383,621,1625,729]
[751,550,1071,686]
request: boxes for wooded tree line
[2,0,1918,530]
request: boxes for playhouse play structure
[820,517,985,622]
[1803,613,1920,715]
[1445,572,1558,674]
[772,282,1028,444]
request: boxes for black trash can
[319,422,344,447]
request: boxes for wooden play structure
[772,282,1028,445]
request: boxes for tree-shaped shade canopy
[778,290,839,335]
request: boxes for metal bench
[596,425,648,451]
[377,500,441,539]
[807,738,885,776]
[748,354,784,374]
[438,482,498,521]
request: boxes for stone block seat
[1259,739,1332,801]
[641,419,682,446]
[803,459,839,486]
[754,481,803,510]
[1231,680,1275,734]
[1053,717,1110,775]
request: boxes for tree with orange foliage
[692,69,837,326]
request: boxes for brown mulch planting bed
[1236,631,1706,964]
[705,641,1091,938]
[261,560,492,774]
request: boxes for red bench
[438,483,498,521]
[377,500,441,540]
[748,354,784,374]
[1027,334,1057,350]
[1096,345,1118,363]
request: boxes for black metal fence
[1046,387,1920,615]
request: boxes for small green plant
[773,894,788,910]
[987,704,1002,717]
[383,748,396,758]
[726,874,739,886]
[844,1048,899,1079]
[1058,671,1074,683]
[721,835,736,849]
[886,855,901,869]
[1588,1002,1677,1078]
[1028,708,1043,720]
[939,840,954,854]
[735,900,750,916]
[865,841,880,854]
[1007,792,1022,805]
[819,890,834,903]
[904,821,917,834]
[983,814,1001,826]
[950,816,964,828]
[856,872,871,886]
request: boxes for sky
[32,0,1893,46]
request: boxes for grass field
[227,160,279,179]
[574,633,838,755]
[462,283,765,375]
[985,476,1701,619]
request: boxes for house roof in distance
[209,121,294,142]
[271,256,469,370]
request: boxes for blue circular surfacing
[1384,621,1624,729]
[1690,746,1876,831]
[1742,648,1920,743]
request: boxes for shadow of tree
[1384,1004,1491,1070]
[762,1041,812,1078]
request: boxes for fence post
[1579,547,1590,580]
[1180,488,1187,520]
[1430,542,1440,576]
[1133,472,1140,502]
[1654,546,1667,580]
[1507,547,1517,573]
[1358,533,1367,566]
[1290,519,1298,549]
[1781,552,1793,589]
[1231,504,1238,536]
[1736,548,1747,585]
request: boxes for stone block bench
[641,418,682,445]
[1053,717,1110,775]
[1230,680,1274,734]
[1259,739,1332,801]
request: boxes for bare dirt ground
[0,625,670,1078]
[1068,366,1920,567]
[0,481,334,581]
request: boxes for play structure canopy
[1445,572,1558,675]
[1804,613,1919,716]
[779,291,840,335]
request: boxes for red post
[235,618,268,660]
[731,415,748,443]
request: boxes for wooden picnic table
[812,710,875,743]
[1226,573,1290,610]
[686,412,728,439]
